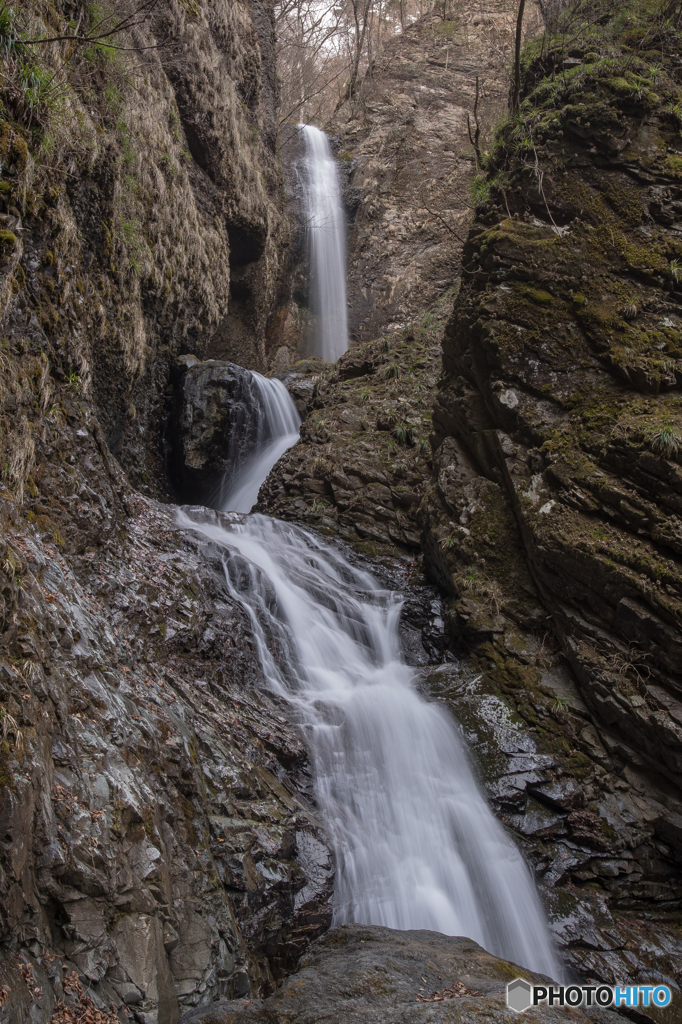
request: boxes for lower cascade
[220,373,300,513]
[180,509,561,980]
[299,124,349,363]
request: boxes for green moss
[606,76,632,94]
[664,155,682,179]
[0,230,16,252]
[9,137,27,172]
[526,287,553,305]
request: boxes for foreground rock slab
[179,924,620,1024]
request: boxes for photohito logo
[506,979,672,1012]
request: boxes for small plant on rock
[381,363,401,380]
[552,696,569,716]
[392,420,413,445]
[0,707,24,758]
[650,421,681,458]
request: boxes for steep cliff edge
[422,0,682,986]
[0,0,288,500]
[0,3,337,1022]
[427,0,682,819]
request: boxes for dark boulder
[169,356,263,506]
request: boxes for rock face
[266,1,542,366]
[169,358,262,506]
[0,401,334,1023]
[176,924,621,1024]
[425,12,682,817]
[330,1,543,345]
[257,294,448,553]
[0,0,289,502]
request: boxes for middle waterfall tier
[220,372,300,514]
[179,509,563,982]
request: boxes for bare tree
[275,0,410,129]
[511,0,525,111]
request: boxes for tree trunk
[512,0,526,112]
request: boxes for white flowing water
[220,374,300,513]
[299,124,349,363]
[179,509,561,979]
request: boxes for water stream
[187,121,560,980]
[180,509,561,979]
[220,373,300,514]
[299,125,349,363]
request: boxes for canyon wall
[0,3,334,1022]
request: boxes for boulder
[178,924,620,1024]
[170,357,263,506]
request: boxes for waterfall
[299,124,349,363]
[219,373,300,513]
[179,509,562,979]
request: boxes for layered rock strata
[0,398,333,1024]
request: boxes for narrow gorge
[0,1,681,1023]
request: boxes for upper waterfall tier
[299,124,349,363]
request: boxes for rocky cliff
[420,0,682,1007]
[331,1,542,346]
[5,0,682,1021]
[425,0,682,851]
[0,2,336,1022]
[266,1,543,367]
[0,0,289,502]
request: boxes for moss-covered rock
[428,0,682,799]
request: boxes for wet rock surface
[176,924,622,1024]
[169,357,262,507]
[424,664,682,1009]
[257,293,449,556]
[0,391,333,1023]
